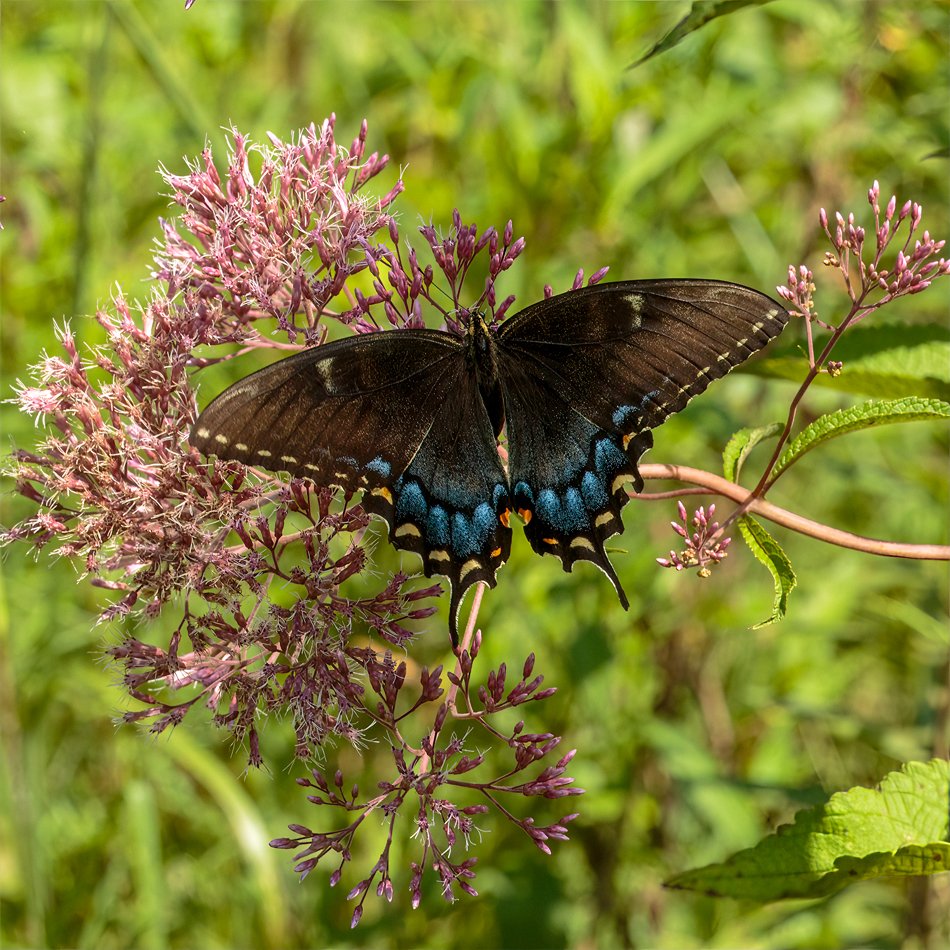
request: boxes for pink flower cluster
[270,632,579,923]
[657,502,731,576]
[3,118,581,918]
[779,180,949,321]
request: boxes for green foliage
[631,0,777,67]
[771,396,950,480]
[722,421,783,482]
[749,322,950,400]
[666,759,950,899]
[1,1,948,948]
[737,516,797,626]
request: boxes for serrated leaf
[832,843,950,884]
[771,397,950,480]
[738,516,795,627]
[722,422,784,483]
[665,759,950,900]
[631,0,775,67]
[745,322,950,400]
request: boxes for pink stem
[639,463,949,561]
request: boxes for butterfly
[190,279,788,645]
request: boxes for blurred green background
[2,2,948,947]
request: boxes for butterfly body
[191,280,788,643]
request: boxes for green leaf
[771,397,950,480]
[665,759,950,900]
[722,422,784,482]
[631,0,775,67]
[745,322,950,400]
[738,516,796,627]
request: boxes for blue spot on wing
[581,471,608,510]
[612,390,661,429]
[612,405,635,428]
[473,502,497,538]
[395,480,427,523]
[537,488,588,533]
[365,456,391,477]
[448,503,497,557]
[427,505,450,545]
[563,487,588,528]
[452,512,477,557]
[594,438,626,476]
[535,489,558,523]
[513,481,535,506]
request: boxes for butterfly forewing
[499,280,788,438]
[191,331,462,486]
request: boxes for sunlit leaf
[722,422,783,482]
[738,516,795,627]
[746,322,950,400]
[771,397,950,479]
[665,759,950,900]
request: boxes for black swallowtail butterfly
[191,280,788,644]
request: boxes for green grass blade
[163,734,289,949]
[631,0,776,67]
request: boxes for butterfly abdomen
[467,313,506,438]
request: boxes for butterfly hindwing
[382,370,511,642]
[496,280,788,595]
[190,330,511,643]
[495,349,651,605]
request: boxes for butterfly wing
[492,355,646,605]
[497,279,788,597]
[190,331,511,644]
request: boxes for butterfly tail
[595,553,630,611]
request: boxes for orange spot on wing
[518,508,533,524]
[542,537,558,546]
[499,508,511,528]
[491,546,502,558]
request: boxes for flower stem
[417,583,486,775]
